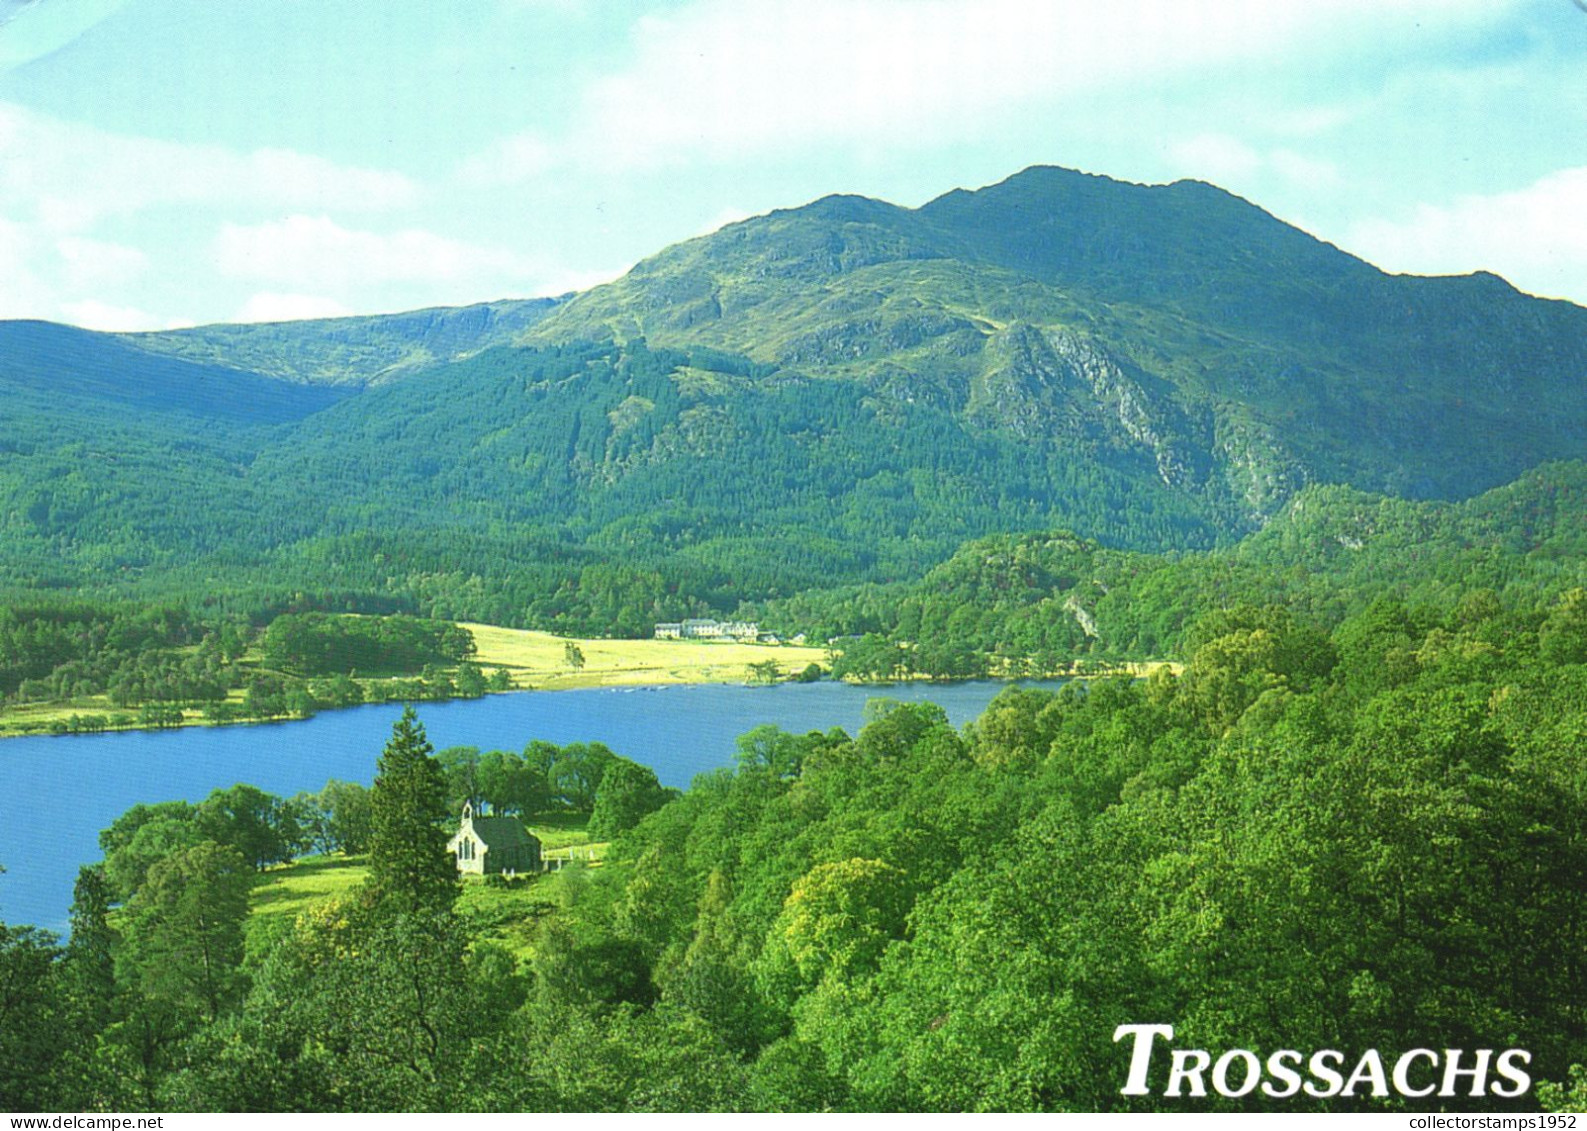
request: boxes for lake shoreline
[0,614,1178,740]
[1,676,1083,932]
[0,658,1177,741]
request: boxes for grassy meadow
[0,623,827,738]
[463,622,826,689]
[248,815,611,961]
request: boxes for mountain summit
[4,165,1585,607]
[525,165,1587,511]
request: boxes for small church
[447,801,542,877]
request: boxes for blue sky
[1,0,1584,329]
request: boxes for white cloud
[1258,104,1365,139]
[55,236,147,289]
[0,215,56,320]
[1268,150,1342,192]
[232,292,356,324]
[454,133,558,187]
[560,0,1517,169]
[59,298,159,332]
[1346,167,1587,304]
[244,147,420,213]
[1167,134,1342,194]
[0,214,34,272]
[213,214,542,291]
[1167,134,1262,183]
[0,101,420,234]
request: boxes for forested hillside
[6,590,1587,1111]
[751,461,1587,674]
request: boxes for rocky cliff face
[967,323,1210,489]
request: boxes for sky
[0,0,1584,331]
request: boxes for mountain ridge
[116,297,561,387]
[519,163,1587,509]
[1,163,1583,620]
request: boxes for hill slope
[530,166,1587,511]
[756,460,1587,669]
[0,320,348,424]
[1,165,1583,623]
[122,297,560,387]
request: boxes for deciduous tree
[119,841,251,1023]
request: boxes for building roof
[467,814,540,852]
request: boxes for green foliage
[771,464,1587,671]
[195,784,302,871]
[477,749,552,817]
[63,867,118,1029]
[1538,1066,1587,1114]
[366,708,457,916]
[733,724,810,780]
[318,780,374,853]
[829,633,908,682]
[763,857,910,994]
[529,740,619,811]
[745,659,781,684]
[119,842,252,1022]
[259,613,474,676]
[0,601,224,704]
[1539,588,1587,665]
[436,746,483,813]
[1175,604,1336,734]
[437,592,1584,1112]
[587,759,674,841]
[258,911,478,1111]
[103,813,202,903]
[15,572,1587,1112]
[0,922,65,1111]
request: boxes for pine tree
[366,706,456,915]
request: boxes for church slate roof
[469,815,538,852]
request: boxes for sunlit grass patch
[462,622,826,690]
[250,853,369,919]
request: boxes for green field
[0,622,829,739]
[248,818,610,960]
[464,622,827,690]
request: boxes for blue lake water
[0,679,1059,933]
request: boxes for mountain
[0,320,348,425]
[1,165,1584,625]
[121,297,560,387]
[527,166,1587,511]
